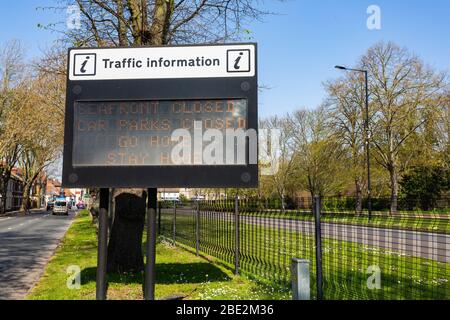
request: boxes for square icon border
[226,49,251,73]
[73,53,97,77]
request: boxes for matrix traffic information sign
[62,43,258,188]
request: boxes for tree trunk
[107,190,146,273]
[389,166,399,215]
[20,184,32,213]
[1,180,7,214]
[1,172,12,214]
[104,0,173,275]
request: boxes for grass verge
[160,211,449,300]
[27,210,288,300]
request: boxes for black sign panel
[62,44,257,188]
[73,99,248,167]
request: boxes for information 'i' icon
[80,56,90,73]
[234,52,244,70]
[227,49,250,73]
[73,53,96,76]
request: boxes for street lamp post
[335,66,372,220]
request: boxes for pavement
[0,209,76,300]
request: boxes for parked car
[46,201,54,211]
[53,200,69,216]
[76,201,86,209]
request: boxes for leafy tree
[179,193,189,204]
[400,165,448,210]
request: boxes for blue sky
[1,0,449,118]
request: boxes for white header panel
[68,44,256,81]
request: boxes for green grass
[241,209,450,234]
[160,210,450,300]
[289,212,448,234]
[27,210,289,300]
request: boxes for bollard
[291,258,310,300]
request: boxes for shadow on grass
[81,262,230,286]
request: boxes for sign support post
[145,188,157,300]
[96,188,109,300]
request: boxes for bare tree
[260,115,295,211]
[12,76,61,212]
[43,0,277,273]
[0,40,26,213]
[289,107,346,199]
[362,42,448,214]
[324,73,366,214]
[44,0,272,46]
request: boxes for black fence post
[172,200,176,245]
[234,195,240,275]
[313,195,324,300]
[144,188,157,300]
[196,201,200,256]
[96,188,109,300]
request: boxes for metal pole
[108,188,114,232]
[157,204,161,235]
[145,188,157,300]
[234,194,240,275]
[365,70,373,221]
[291,258,310,300]
[313,196,323,300]
[96,188,109,300]
[172,200,176,245]
[196,201,200,256]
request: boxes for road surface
[0,210,75,300]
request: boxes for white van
[53,200,69,216]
